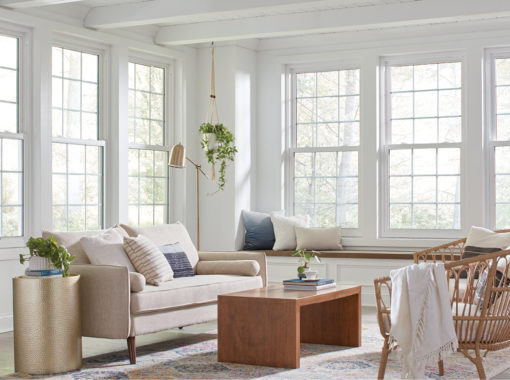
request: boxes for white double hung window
[51,46,104,231]
[290,68,360,229]
[127,61,169,227]
[487,51,510,229]
[381,57,463,235]
[0,34,23,237]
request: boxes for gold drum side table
[13,274,82,374]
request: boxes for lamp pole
[186,157,208,251]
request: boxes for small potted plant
[292,249,320,279]
[19,236,74,277]
[199,122,237,191]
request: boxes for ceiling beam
[84,0,352,29]
[154,0,510,45]
[0,0,81,8]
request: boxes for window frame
[127,54,173,227]
[286,62,362,236]
[0,24,30,246]
[379,52,467,239]
[50,38,107,232]
[485,47,510,230]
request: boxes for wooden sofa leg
[127,337,136,364]
[438,359,444,376]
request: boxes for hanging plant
[199,42,237,192]
[199,122,237,191]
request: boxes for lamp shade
[169,143,186,168]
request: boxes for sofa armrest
[70,264,130,339]
[198,251,267,286]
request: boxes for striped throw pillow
[123,235,173,285]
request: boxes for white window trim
[286,61,362,236]
[379,52,467,239]
[0,24,30,247]
[484,47,510,230]
[51,37,108,231]
[128,53,174,225]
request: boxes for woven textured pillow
[160,243,194,278]
[123,235,173,286]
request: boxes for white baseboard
[0,315,13,333]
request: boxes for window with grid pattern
[51,46,103,231]
[0,35,23,237]
[492,57,510,228]
[128,61,168,227]
[384,61,462,231]
[291,69,360,228]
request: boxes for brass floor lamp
[168,143,209,250]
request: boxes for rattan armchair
[374,250,510,380]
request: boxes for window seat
[262,250,415,260]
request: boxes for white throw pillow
[295,226,343,250]
[465,226,510,249]
[271,214,310,250]
[123,234,174,286]
[80,228,136,272]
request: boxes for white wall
[194,45,257,251]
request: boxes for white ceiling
[1,0,510,47]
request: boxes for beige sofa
[43,223,267,364]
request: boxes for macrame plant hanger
[205,42,218,181]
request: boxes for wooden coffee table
[217,284,361,369]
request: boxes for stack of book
[26,269,63,278]
[283,278,336,291]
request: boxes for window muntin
[52,143,103,231]
[385,61,462,231]
[128,148,168,227]
[0,34,23,237]
[52,47,98,139]
[292,69,360,228]
[128,62,165,146]
[128,61,168,227]
[493,58,510,228]
[51,46,103,231]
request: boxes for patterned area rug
[5,324,510,379]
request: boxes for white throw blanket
[389,262,458,379]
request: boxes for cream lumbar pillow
[80,228,136,272]
[123,234,174,286]
[271,214,310,250]
[295,226,343,250]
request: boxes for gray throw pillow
[160,243,195,278]
[242,210,275,250]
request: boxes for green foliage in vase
[19,236,75,277]
[199,122,238,191]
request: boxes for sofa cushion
[80,228,135,271]
[196,260,260,276]
[121,222,199,269]
[42,226,128,264]
[123,235,174,286]
[131,274,263,314]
